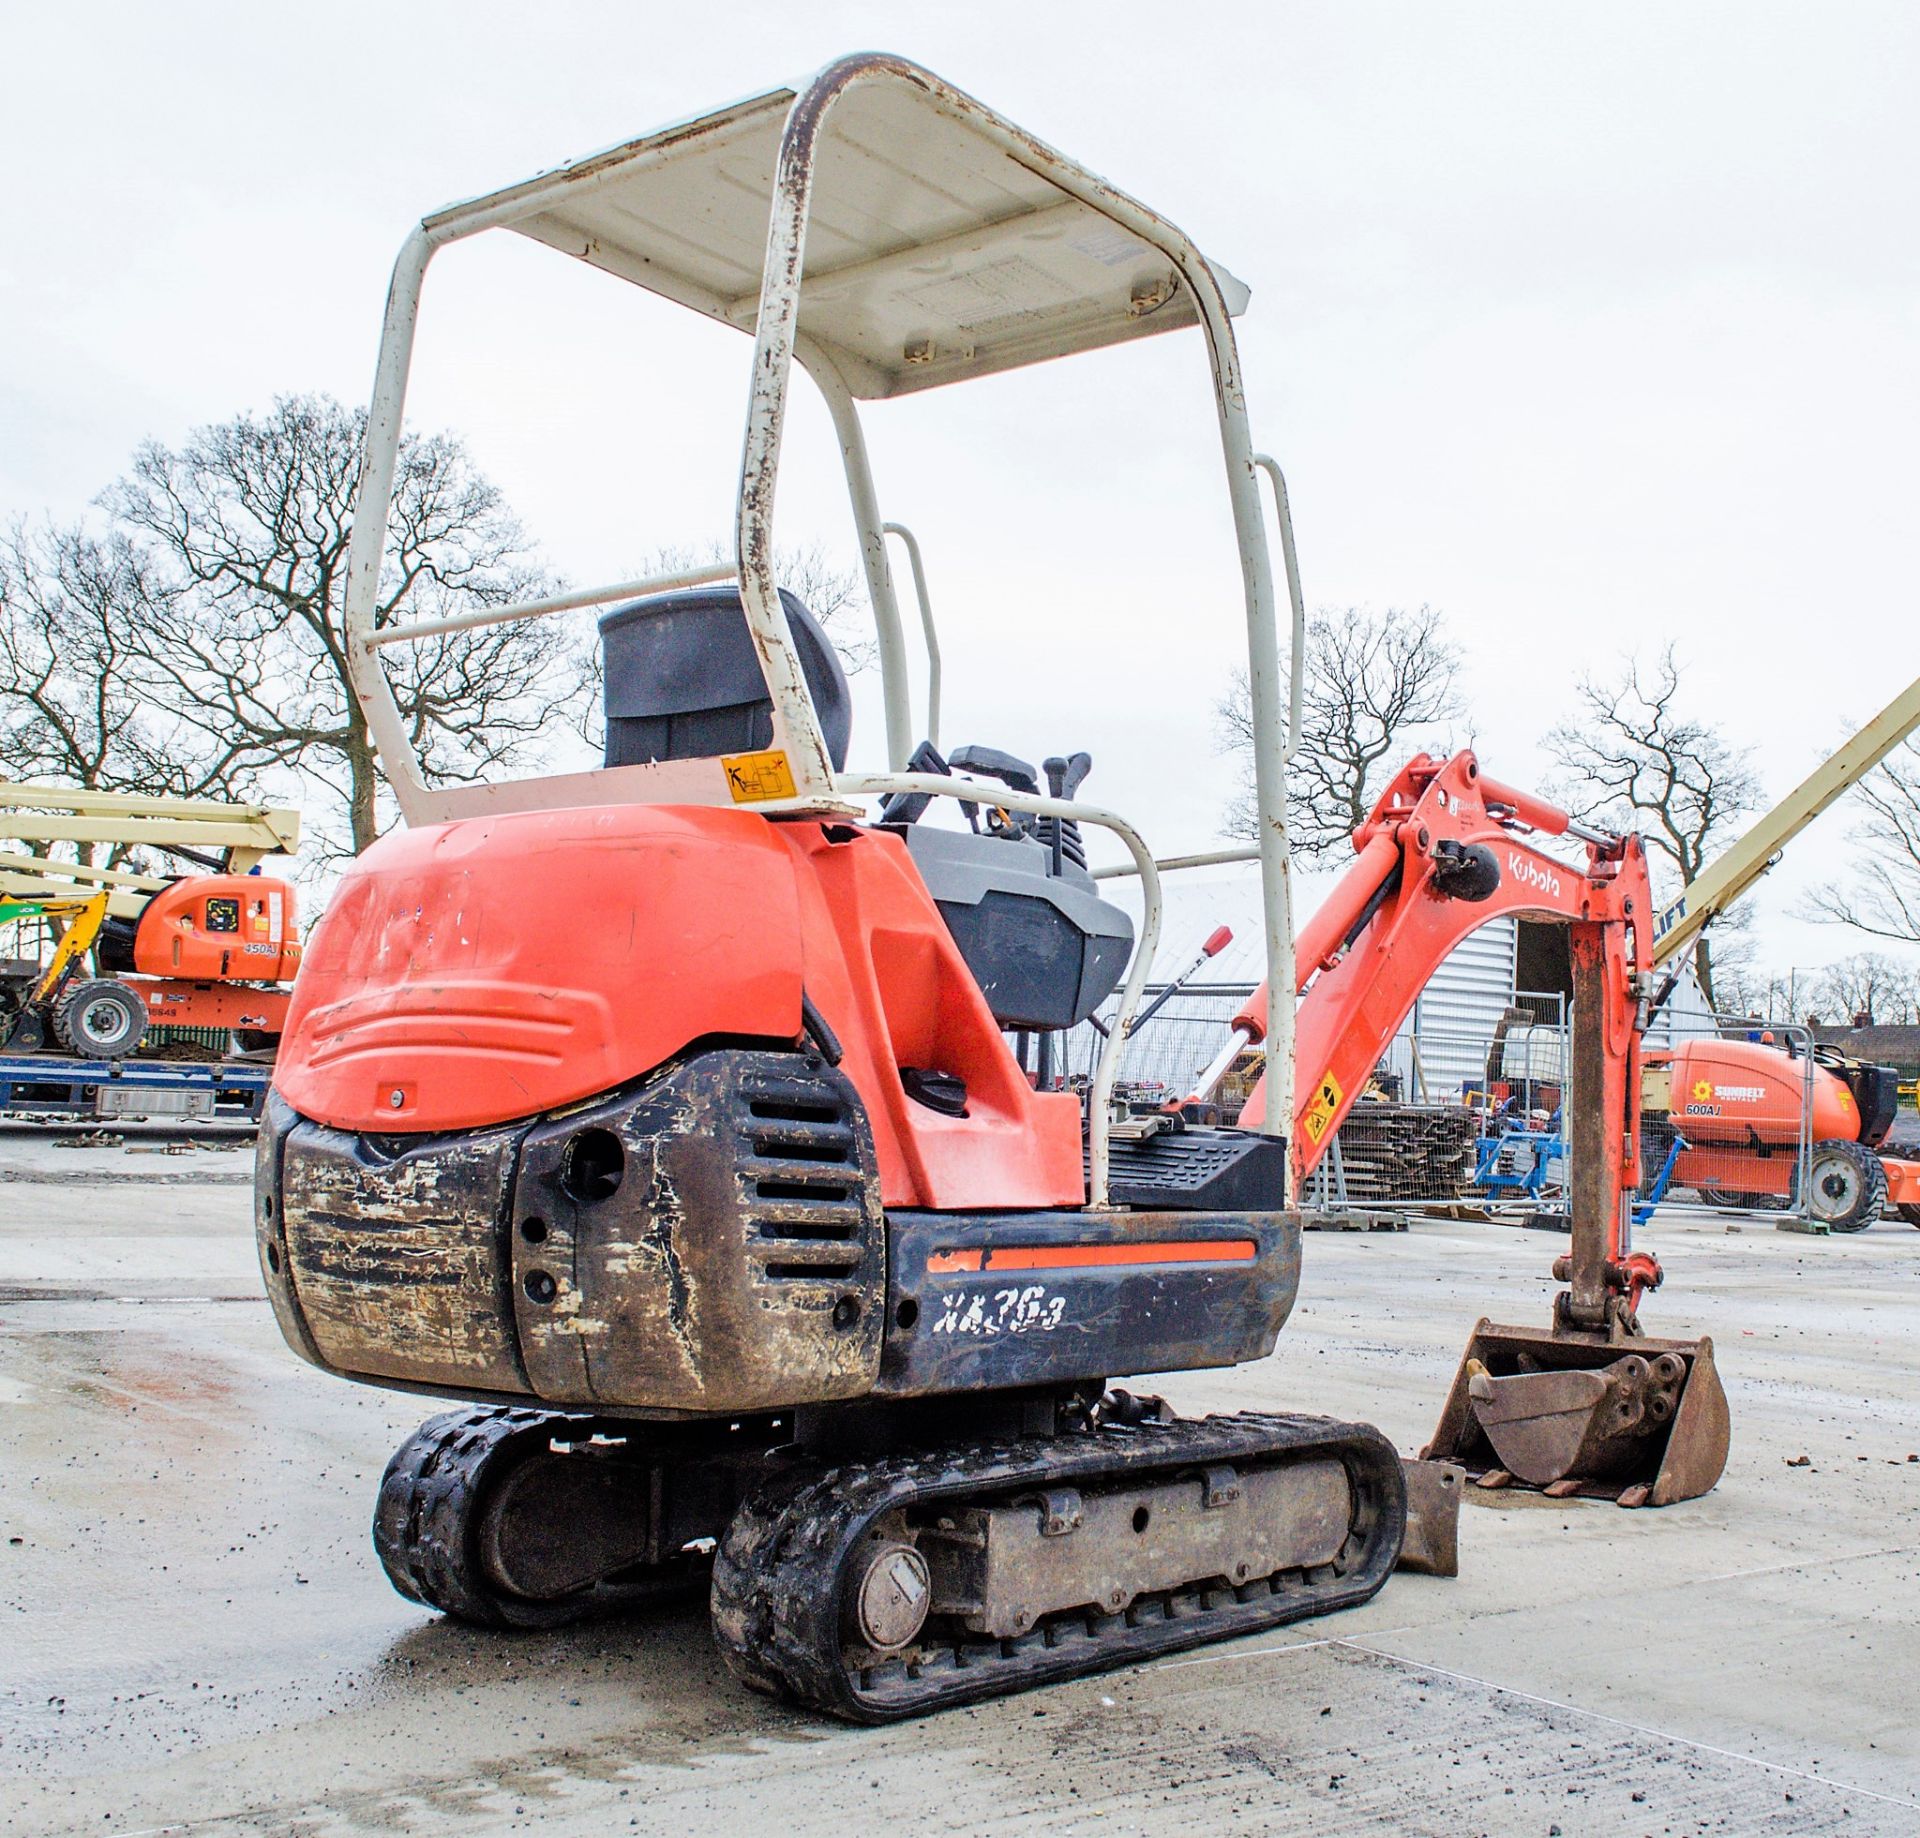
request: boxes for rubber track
[375,1407,600,1629]
[374,1405,706,1630]
[709,1410,1406,1723]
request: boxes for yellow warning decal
[722,749,797,803]
[1302,1069,1344,1143]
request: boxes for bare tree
[1810,952,1920,1027]
[1804,737,1920,944]
[1545,646,1760,1009]
[0,521,260,871]
[102,394,585,861]
[1217,605,1462,859]
[6,400,871,866]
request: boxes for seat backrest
[600,585,851,770]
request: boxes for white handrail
[1093,844,1259,881]
[836,770,1161,1210]
[1252,455,1306,762]
[882,522,943,750]
[368,560,736,648]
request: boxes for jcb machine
[258,56,1418,1720]
[0,781,303,1056]
[1195,751,1731,1508]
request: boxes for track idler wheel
[375,1406,704,1628]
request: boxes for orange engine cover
[132,874,302,984]
[271,805,1083,1212]
[1652,1037,1860,1145]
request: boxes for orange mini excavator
[257,56,1424,1721]
[1191,750,1731,1508]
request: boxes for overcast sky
[5,2,1916,987]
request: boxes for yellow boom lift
[0,783,303,1059]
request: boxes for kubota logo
[1507,851,1563,900]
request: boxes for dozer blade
[1423,1319,1730,1507]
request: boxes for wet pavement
[3,1131,1917,1835]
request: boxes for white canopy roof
[424,77,1249,399]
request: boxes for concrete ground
[2,1126,1916,1837]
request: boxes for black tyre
[1805,1138,1888,1233]
[53,979,147,1059]
[1898,1204,1920,1229]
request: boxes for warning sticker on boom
[722,749,797,803]
[1301,1069,1344,1144]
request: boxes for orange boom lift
[0,781,301,1057]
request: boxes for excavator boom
[1195,750,1727,1506]
[1231,752,1649,1202]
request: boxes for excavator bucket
[1424,1319,1730,1507]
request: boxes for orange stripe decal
[925,1240,1257,1276]
[926,1249,987,1274]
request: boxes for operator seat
[599,584,851,769]
[597,591,1129,1034]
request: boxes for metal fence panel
[1647,1012,1813,1222]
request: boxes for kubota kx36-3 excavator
[1189,750,1731,1508]
[256,56,1424,1721]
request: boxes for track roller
[709,1410,1406,1723]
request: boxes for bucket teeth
[1464,1354,1684,1487]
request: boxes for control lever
[1041,752,1094,871]
[1134,924,1233,1033]
[877,740,952,826]
[1043,753,1093,800]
